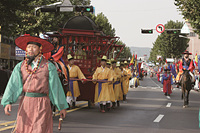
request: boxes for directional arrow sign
[156,24,165,33]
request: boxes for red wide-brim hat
[15,34,54,53]
[182,50,192,55]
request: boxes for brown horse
[180,69,192,108]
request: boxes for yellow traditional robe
[93,66,114,103]
[67,65,86,98]
[124,68,131,94]
[121,69,128,96]
[112,67,122,101]
[108,68,117,102]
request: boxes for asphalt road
[0,76,200,133]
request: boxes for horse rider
[176,50,195,85]
[43,36,69,84]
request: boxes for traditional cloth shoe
[72,102,75,109]
[112,102,116,109]
[117,101,120,107]
[106,103,111,111]
[100,104,105,113]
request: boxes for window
[189,32,196,37]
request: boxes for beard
[26,53,39,65]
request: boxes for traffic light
[40,6,58,12]
[75,6,93,13]
[166,30,180,34]
[141,29,153,34]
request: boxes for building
[0,28,24,70]
[185,21,200,59]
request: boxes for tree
[149,20,189,63]
[114,40,132,61]
[175,0,200,36]
[90,13,116,36]
[0,0,91,37]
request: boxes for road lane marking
[54,101,87,113]
[0,125,15,132]
[150,78,161,88]
[153,114,164,123]
[166,103,171,107]
[0,121,15,126]
[55,104,88,116]
[0,102,88,131]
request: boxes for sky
[91,0,184,48]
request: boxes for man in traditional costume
[175,50,195,84]
[119,62,128,102]
[1,34,68,133]
[43,36,69,84]
[161,66,173,98]
[111,59,122,108]
[123,61,131,101]
[106,59,116,110]
[74,44,87,59]
[66,54,86,109]
[93,56,114,112]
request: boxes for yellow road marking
[0,121,15,126]
[55,101,87,113]
[0,102,88,132]
[55,104,88,116]
[0,125,15,132]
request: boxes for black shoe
[123,95,127,101]
[103,105,106,112]
[100,104,105,113]
[67,103,70,110]
[164,93,167,96]
[72,102,75,109]
[106,103,111,111]
[117,101,120,107]
[112,102,116,109]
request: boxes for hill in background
[129,47,151,59]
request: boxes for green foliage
[175,0,200,36]
[0,0,90,37]
[114,41,131,61]
[90,13,116,36]
[149,20,189,63]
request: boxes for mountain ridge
[129,46,151,58]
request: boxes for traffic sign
[156,24,165,33]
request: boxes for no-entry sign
[156,24,165,33]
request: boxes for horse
[180,69,192,108]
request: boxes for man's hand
[108,81,112,85]
[82,79,87,84]
[60,109,67,118]
[4,104,12,116]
